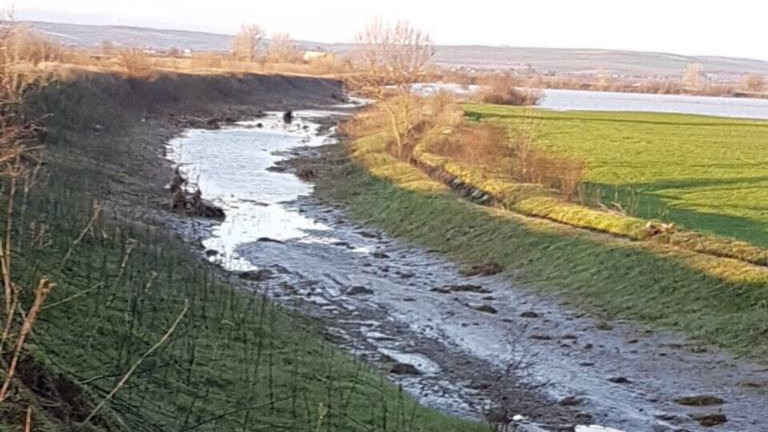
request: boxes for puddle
[165,108,768,432]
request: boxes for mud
[165,109,768,432]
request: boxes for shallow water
[167,113,334,269]
[166,110,768,432]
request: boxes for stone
[390,363,420,375]
[347,286,374,296]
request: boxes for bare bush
[232,24,263,62]
[509,115,585,201]
[117,48,153,79]
[265,33,302,64]
[348,19,434,158]
[431,121,510,167]
[740,74,765,92]
[682,62,703,91]
[476,74,541,106]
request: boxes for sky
[12,0,768,60]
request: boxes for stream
[166,110,768,432]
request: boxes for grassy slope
[0,74,484,432]
[316,130,768,361]
[464,104,768,247]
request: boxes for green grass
[464,104,768,247]
[318,131,768,361]
[0,74,486,432]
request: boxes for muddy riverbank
[162,108,768,432]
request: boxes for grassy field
[0,75,486,432]
[464,105,768,247]
[318,124,768,361]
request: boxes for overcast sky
[13,0,768,60]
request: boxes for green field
[464,105,768,247]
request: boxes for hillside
[26,21,768,78]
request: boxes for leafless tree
[231,24,264,62]
[682,62,703,90]
[347,19,434,158]
[266,33,302,64]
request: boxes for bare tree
[232,24,263,62]
[266,33,302,64]
[682,62,703,90]
[347,19,434,158]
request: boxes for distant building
[302,51,332,62]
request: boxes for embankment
[2,72,484,431]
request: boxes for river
[165,110,768,432]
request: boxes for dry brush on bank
[0,21,60,407]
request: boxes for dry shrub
[476,74,541,105]
[510,122,584,201]
[740,74,765,92]
[117,49,153,79]
[265,34,302,64]
[0,21,59,403]
[431,122,510,167]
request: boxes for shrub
[476,74,541,105]
[117,49,153,79]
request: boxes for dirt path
[165,110,768,432]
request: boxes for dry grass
[0,21,57,406]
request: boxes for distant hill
[25,21,768,79]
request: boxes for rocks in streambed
[559,396,584,407]
[459,261,503,277]
[595,321,614,331]
[296,165,317,180]
[607,376,632,384]
[257,237,285,244]
[472,304,498,314]
[390,362,421,375]
[674,395,725,407]
[238,269,274,282]
[347,286,374,296]
[371,251,390,259]
[520,310,541,318]
[691,413,728,427]
[431,284,492,294]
